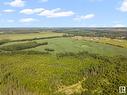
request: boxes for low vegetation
[72,36,127,48]
[0,39,10,45]
[0,51,127,95]
[0,29,127,95]
[45,48,55,52]
[0,41,48,51]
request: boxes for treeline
[0,39,10,45]
[0,50,50,55]
[0,28,51,34]
[0,36,62,46]
[54,28,127,39]
[12,36,62,42]
[0,41,48,51]
[56,51,111,62]
[68,31,127,39]
[105,43,125,48]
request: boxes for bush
[45,48,55,52]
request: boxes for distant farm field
[72,36,127,48]
[0,30,127,95]
[0,32,63,40]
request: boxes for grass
[1,51,126,95]
[25,37,127,57]
[0,32,127,95]
[73,36,127,48]
[0,32,64,40]
[1,37,127,56]
[96,38,127,48]
[0,52,103,95]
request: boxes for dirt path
[56,78,86,95]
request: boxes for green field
[0,31,127,95]
[1,37,127,57]
[0,32,63,40]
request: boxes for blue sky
[0,0,127,27]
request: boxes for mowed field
[0,31,127,95]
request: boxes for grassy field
[1,37,127,57]
[72,36,127,48]
[0,32,63,40]
[0,31,127,95]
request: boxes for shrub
[45,48,55,52]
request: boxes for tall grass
[1,51,126,95]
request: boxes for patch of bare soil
[56,78,86,95]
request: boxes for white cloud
[3,9,15,13]
[19,18,37,23]
[6,0,25,7]
[20,8,45,15]
[20,8,74,18]
[74,14,95,21]
[34,8,45,13]
[119,0,127,12]
[82,14,95,19]
[20,9,33,14]
[38,8,74,18]
[40,0,48,2]
[113,24,126,27]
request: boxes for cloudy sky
[0,0,127,27]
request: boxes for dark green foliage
[0,36,62,46]
[12,36,62,42]
[0,41,48,51]
[0,28,54,34]
[54,28,127,39]
[0,39,10,45]
[0,50,50,55]
[81,56,127,95]
[56,52,76,58]
[45,48,55,52]
[81,90,93,95]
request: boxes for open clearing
[72,36,127,48]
